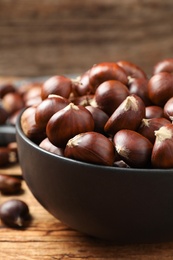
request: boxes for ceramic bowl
[16,111,173,244]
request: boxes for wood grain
[0,0,173,77]
[1,165,173,259]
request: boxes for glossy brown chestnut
[23,84,42,107]
[117,60,147,79]
[70,94,95,107]
[46,103,94,148]
[21,106,46,144]
[145,105,164,119]
[163,97,173,121]
[94,80,129,116]
[35,94,69,128]
[41,75,72,100]
[148,72,173,106]
[2,92,25,115]
[104,94,145,136]
[153,58,173,74]
[128,77,152,106]
[138,117,171,144]
[0,147,11,166]
[89,62,128,90]
[113,129,153,168]
[0,82,16,98]
[72,71,94,96]
[151,124,173,168]
[0,174,22,195]
[39,138,64,156]
[0,199,30,228]
[64,131,115,166]
[85,105,109,134]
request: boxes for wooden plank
[0,0,173,77]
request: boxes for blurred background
[0,0,173,77]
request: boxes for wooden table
[1,164,173,259]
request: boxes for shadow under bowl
[16,112,173,244]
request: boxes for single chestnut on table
[0,199,31,228]
[0,174,22,195]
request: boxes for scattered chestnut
[104,94,145,136]
[117,60,147,79]
[64,131,115,166]
[0,174,22,195]
[89,62,128,90]
[153,58,173,74]
[46,103,94,148]
[41,75,72,100]
[94,80,129,116]
[113,129,153,168]
[0,147,11,166]
[151,124,173,168]
[148,72,173,106]
[0,199,31,228]
[2,92,25,115]
[0,82,16,98]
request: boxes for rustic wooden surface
[2,164,173,259]
[0,0,173,77]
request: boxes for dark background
[0,0,173,77]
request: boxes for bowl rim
[16,109,173,174]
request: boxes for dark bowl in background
[16,111,173,244]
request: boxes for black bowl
[16,112,173,244]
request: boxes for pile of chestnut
[19,59,173,169]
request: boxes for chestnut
[46,103,94,148]
[163,97,173,121]
[0,82,16,98]
[94,80,129,116]
[21,106,46,144]
[148,72,173,106]
[2,92,25,115]
[113,129,153,168]
[138,117,171,144]
[72,70,94,96]
[70,94,95,107]
[39,138,64,156]
[153,58,173,74]
[35,94,69,128]
[128,77,152,106]
[145,105,164,119]
[41,75,72,100]
[89,62,128,90]
[0,174,22,195]
[0,199,31,228]
[151,124,173,168]
[85,105,109,134]
[104,94,145,136]
[117,60,147,79]
[23,83,42,107]
[64,131,115,166]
